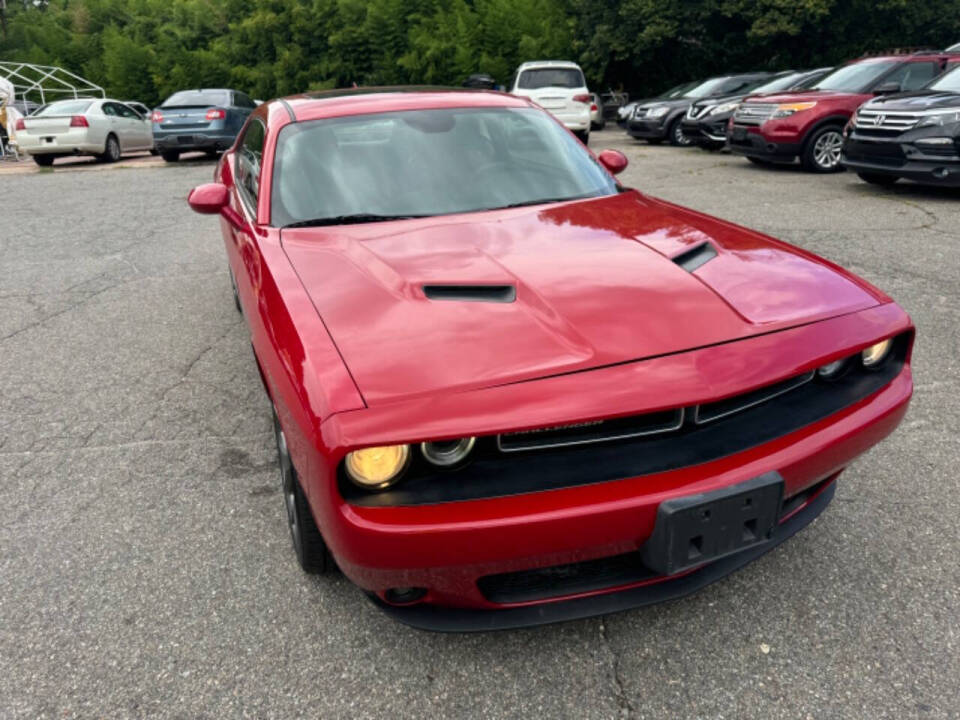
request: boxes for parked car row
[623,49,960,187]
[12,87,258,167]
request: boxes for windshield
[684,77,730,98]
[927,65,960,92]
[663,81,699,98]
[517,68,586,90]
[35,100,93,116]
[814,60,900,92]
[271,107,618,227]
[162,90,229,107]
[752,73,804,94]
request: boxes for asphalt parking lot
[1,129,958,719]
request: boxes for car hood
[282,191,883,405]
[744,90,859,104]
[863,90,960,111]
[692,93,749,109]
[636,98,693,110]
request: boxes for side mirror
[874,82,901,95]
[597,149,628,175]
[188,183,229,214]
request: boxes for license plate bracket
[641,472,783,576]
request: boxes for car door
[114,102,146,150]
[100,102,125,150]
[120,102,152,150]
[232,118,266,300]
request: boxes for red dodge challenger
[188,88,913,631]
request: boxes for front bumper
[301,304,912,624]
[372,476,837,631]
[842,135,960,186]
[627,117,669,139]
[728,125,801,161]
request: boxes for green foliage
[2,0,959,106]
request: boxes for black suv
[681,69,832,150]
[627,74,772,146]
[842,63,960,186]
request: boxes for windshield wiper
[284,213,430,228]
[491,193,598,211]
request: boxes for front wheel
[667,117,692,147]
[33,155,55,167]
[801,125,845,173]
[160,150,180,163]
[857,172,899,187]
[273,410,332,574]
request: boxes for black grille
[340,334,909,507]
[498,409,683,452]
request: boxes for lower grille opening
[477,475,836,605]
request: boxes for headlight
[915,111,960,129]
[817,359,847,380]
[862,339,893,369]
[421,437,476,467]
[771,102,817,119]
[344,445,411,489]
[647,106,669,118]
[709,102,739,116]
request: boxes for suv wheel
[802,125,845,173]
[857,172,899,187]
[160,150,180,163]
[668,118,692,147]
[33,155,55,167]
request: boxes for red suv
[728,52,960,172]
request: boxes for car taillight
[591,103,598,112]
[69,116,89,128]
[205,108,226,120]
[14,118,25,131]
[151,111,164,123]
[573,94,591,104]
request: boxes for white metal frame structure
[0,61,104,104]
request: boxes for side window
[115,103,137,119]
[237,119,266,207]
[235,92,256,109]
[102,103,118,117]
[882,62,939,91]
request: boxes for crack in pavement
[598,618,634,718]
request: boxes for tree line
[2,0,959,107]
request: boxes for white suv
[508,61,592,143]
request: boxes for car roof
[283,87,531,123]
[516,60,582,70]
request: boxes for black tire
[857,172,899,187]
[801,125,845,173]
[161,150,180,163]
[574,129,589,145]
[645,138,663,145]
[667,117,692,147]
[33,155,55,167]
[591,117,605,131]
[149,148,159,156]
[273,410,331,574]
[204,149,220,159]
[99,134,121,163]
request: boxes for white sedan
[15,98,154,167]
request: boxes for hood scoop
[672,241,717,272]
[423,284,517,303]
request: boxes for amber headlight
[344,445,410,489]
[862,339,893,369]
[421,437,476,467]
[771,102,817,119]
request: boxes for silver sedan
[15,98,154,167]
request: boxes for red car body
[189,89,913,631]
[729,53,960,171]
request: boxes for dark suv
[681,69,832,150]
[627,74,772,146]
[728,52,960,172]
[152,88,257,162]
[842,63,960,186]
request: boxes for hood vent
[423,284,516,303]
[672,242,717,273]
